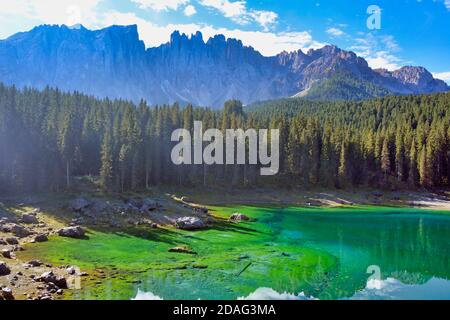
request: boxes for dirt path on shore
[186,188,450,211]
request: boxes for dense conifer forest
[0,83,449,194]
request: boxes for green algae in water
[21,206,450,300]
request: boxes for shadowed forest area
[0,83,449,194]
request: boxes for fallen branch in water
[236,262,252,277]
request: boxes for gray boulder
[36,271,67,289]
[0,261,11,276]
[1,287,14,300]
[229,213,251,222]
[66,266,76,275]
[57,226,86,239]
[21,214,39,224]
[1,249,13,259]
[11,224,33,238]
[5,237,18,245]
[34,234,48,242]
[27,260,43,267]
[175,217,206,230]
[0,218,7,225]
[11,245,24,252]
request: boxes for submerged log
[236,262,252,277]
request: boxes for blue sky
[1,0,449,82]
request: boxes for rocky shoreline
[0,206,91,300]
[0,194,218,300]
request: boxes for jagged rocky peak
[277,49,308,66]
[226,37,244,48]
[169,30,246,50]
[307,45,366,65]
[192,31,204,42]
[376,66,437,84]
[170,30,187,44]
[207,34,226,45]
[306,45,341,58]
[392,66,434,85]
[0,24,448,107]
[169,30,208,47]
[170,30,204,42]
[68,23,86,30]
[374,66,449,92]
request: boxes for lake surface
[22,206,450,300]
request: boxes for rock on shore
[0,261,11,276]
[35,271,68,289]
[229,213,251,222]
[0,287,14,300]
[57,226,86,239]
[174,217,206,230]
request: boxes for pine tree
[395,131,405,182]
[100,130,114,191]
[380,137,391,185]
[408,138,419,187]
[58,110,77,188]
[418,146,428,187]
[338,142,348,188]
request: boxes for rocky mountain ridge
[0,24,447,107]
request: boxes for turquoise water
[23,206,450,300]
[271,206,450,299]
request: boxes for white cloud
[326,27,345,37]
[0,1,34,17]
[249,10,278,31]
[98,10,324,56]
[199,0,247,22]
[238,287,316,300]
[198,0,278,30]
[432,71,450,84]
[0,0,102,26]
[184,5,197,16]
[365,51,402,70]
[445,0,450,10]
[131,0,189,12]
[133,289,163,300]
[350,33,403,71]
[352,277,450,300]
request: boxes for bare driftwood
[236,262,252,277]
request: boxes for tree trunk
[203,163,207,187]
[66,160,70,188]
[145,166,149,190]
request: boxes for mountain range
[0,24,448,108]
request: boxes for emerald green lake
[22,206,450,300]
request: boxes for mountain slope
[0,24,448,107]
[296,72,391,101]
